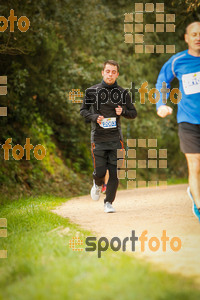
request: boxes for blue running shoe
[187,187,200,222]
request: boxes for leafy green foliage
[0,0,199,196]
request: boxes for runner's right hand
[97,115,104,124]
[157,105,173,118]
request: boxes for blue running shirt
[156,50,200,124]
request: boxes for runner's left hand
[115,105,122,115]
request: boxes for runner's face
[102,64,119,85]
[185,23,200,55]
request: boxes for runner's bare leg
[185,153,200,208]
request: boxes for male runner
[156,21,200,222]
[80,60,137,213]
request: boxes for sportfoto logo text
[69,81,182,107]
[1,138,46,160]
[69,230,182,258]
[0,9,30,32]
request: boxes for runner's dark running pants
[91,141,123,204]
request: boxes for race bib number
[99,117,117,129]
[182,71,200,95]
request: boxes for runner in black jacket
[80,60,137,213]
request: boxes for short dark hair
[103,60,119,72]
[185,21,200,34]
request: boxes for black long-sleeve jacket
[80,81,137,143]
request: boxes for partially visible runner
[156,21,200,222]
[80,60,137,213]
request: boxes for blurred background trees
[0,0,199,197]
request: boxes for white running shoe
[104,202,115,213]
[90,180,101,201]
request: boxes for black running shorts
[178,122,200,154]
[91,140,124,168]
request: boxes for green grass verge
[0,196,199,300]
[167,178,188,185]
